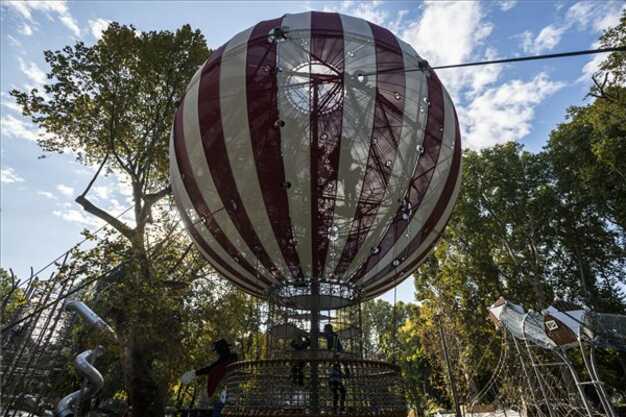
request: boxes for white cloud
[18,23,33,36]
[93,185,111,200]
[37,190,57,200]
[519,1,624,56]
[578,40,624,85]
[2,1,34,20]
[592,7,624,33]
[579,40,604,82]
[2,0,80,37]
[1,93,22,113]
[115,175,134,198]
[461,73,564,149]
[1,114,39,141]
[56,184,75,197]
[568,1,625,82]
[498,0,518,11]
[1,167,25,184]
[88,18,111,40]
[521,24,566,53]
[59,14,80,37]
[563,1,625,33]
[322,1,409,34]
[329,1,559,150]
[564,1,624,32]
[565,1,595,29]
[53,209,101,226]
[467,47,503,98]
[7,35,22,47]
[17,57,47,90]
[401,2,496,100]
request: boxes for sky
[1,0,624,304]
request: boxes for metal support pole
[511,336,541,415]
[309,77,321,416]
[523,339,558,417]
[580,341,616,417]
[310,278,321,415]
[358,298,364,359]
[437,316,462,417]
[505,333,541,413]
[555,349,594,417]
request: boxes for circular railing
[268,280,361,311]
[222,354,406,417]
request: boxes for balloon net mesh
[222,357,406,417]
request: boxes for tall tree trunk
[122,236,166,417]
[126,330,166,417]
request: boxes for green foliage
[10,22,211,417]
[398,14,626,412]
[0,268,26,323]
[11,22,208,188]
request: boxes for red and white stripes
[170,11,462,298]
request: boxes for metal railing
[223,354,406,417]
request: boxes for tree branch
[144,184,171,206]
[137,184,172,226]
[75,194,134,240]
[79,153,109,198]
[588,72,616,102]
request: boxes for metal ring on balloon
[170,11,462,300]
[268,323,306,339]
[268,279,360,311]
[288,312,332,321]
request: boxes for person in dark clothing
[290,335,310,386]
[323,324,343,353]
[329,362,346,414]
[181,339,238,417]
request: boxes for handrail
[222,356,406,417]
[226,354,402,371]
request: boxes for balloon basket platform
[222,354,406,417]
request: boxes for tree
[547,10,626,234]
[0,268,26,324]
[11,23,209,416]
[408,139,625,410]
[544,10,626,310]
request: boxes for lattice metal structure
[2,257,78,416]
[0,254,120,417]
[479,297,624,417]
[469,331,596,417]
[223,356,406,417]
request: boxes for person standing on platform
[290,335,310,386]
[329,361,346,414]
[181,339,238,417]
[322,324,343,353]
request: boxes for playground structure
[3,8,625,417]
[168,10,461,417]
[0,253,123,417]
[217,279,407,417]
[470,298,626,417]
[3,263,626,417]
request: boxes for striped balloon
[170,11,462,299]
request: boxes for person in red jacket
[181,339,238,416]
